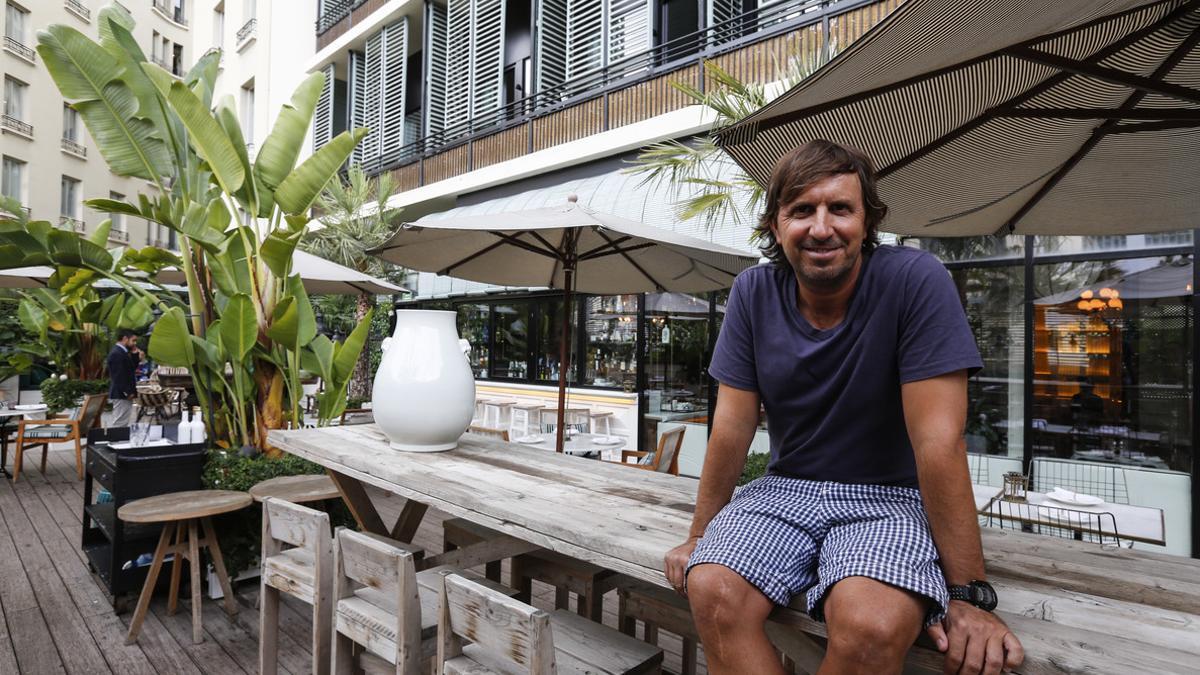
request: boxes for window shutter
[606,0,651,66]
[360,30,384,162]
[471,0,505,119]
[535,0,569,96]
[444,0,472,131]
[379,19,409,155]
[566,0,603,80]
[313,62,335,151]
[424,1,448,138]
[347,49,366,164]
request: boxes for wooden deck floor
[0,445,706,674]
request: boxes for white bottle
[178,407,192,443]
[188,406,206,445]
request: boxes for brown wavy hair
[754,139,887,265]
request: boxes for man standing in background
[107,329,141,427]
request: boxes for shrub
[202,450,357,576]
[739,451,770,486]
[39,378,107,415]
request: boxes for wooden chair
[466,425,510,442]
[259,497,334,675]
[540,407,590,435]
[614,426,685,476]
[136,387,183,423]
[331,528,517,674]
[13,392,107,480]
[338,407,374,426]
[437,572,664,675]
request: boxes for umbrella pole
[555,266,574,454]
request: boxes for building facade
[2,0,192,247]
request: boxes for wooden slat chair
[614,426,685,476]
[438,572,664,675]
[466,425,510,442]
[332,528,518,675]
[443,517,618,622]
[612,575,701,675]
[135,387,183,423]
[260,497,335,675]
[13,392,107,481]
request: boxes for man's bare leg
[687,563,785,675]
[819,576,926,675]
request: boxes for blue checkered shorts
[686,475,949,626]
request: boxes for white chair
[437,572,664,675]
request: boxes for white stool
[510,404,543,439]
[590,411,613,436]
[481,399,515,428]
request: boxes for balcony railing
[60,216,86,233]
[3,36,36,62]
[1,115,33,137]
[237,19,257,45]
[61,137,87,158]
[355,0,867,179]
[64,0,91,21]
[108,229,130,243]
[316,0,363,35]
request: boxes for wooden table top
[119,490,253,523]
[269,424,1200,674]
[249,474,341,503]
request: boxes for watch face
[970,581,998,611]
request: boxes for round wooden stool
[119,489,252,645]
[248,474,340,504]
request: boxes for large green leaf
[255,72,325,194]
[260,229,301,279]
[97,293,126,329]
[148,307,195,367]
[120,296,152,328]
[265,296,299,346]
[184,48,222,109]
[86,198,145,219]
[87,218,112,248]
[163,79,244,195]
[47,230,115,273]
[301,334,335,382]
[214,96,259,216]
[218,294,257,361]
[36,26,172,181]
[17,299,48,336]
[332,308,373,382]
[286,274,317,346]
[274,128,368,215]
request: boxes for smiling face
[769,172,867,291]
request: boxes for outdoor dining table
[977,488,1165,546]
[512,431,627,459]
[268,423,1200,674]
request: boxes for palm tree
[624,53,826,233]
[302,165,405,401]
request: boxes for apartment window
[243,0,255,20]
[4,76,27,119]
[62,104,80,142]
[5,3,28,44]
[241,83,255,145]
[60,175,80,219]
[110,191,127,233]
[172,43,183,76]
[1,155,24,203]
[213,5,224,47]
[172,0,186,24]
[151,30,160,61]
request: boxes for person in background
[107,329,142,427]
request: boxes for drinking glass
[130,422,151,446]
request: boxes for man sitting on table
[663,140,1024,675]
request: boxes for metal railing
[354,0,866,178]
[108,229,130,243]
[64,0,91,21]
[61,137,87,157]
[1,114,32,137]
[316,0,364,35]
[3,36,35,61]
[237,19,257,44]
[60,216,86,233]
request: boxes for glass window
[642,292,714,442]
[457,303,490,378]
[62,104,80,141]
[5,3,27,43]
[491,301,530,379]
[3,76,26,119]
[903,235,1024,263]
[241,84,255,144]
[1031,254,1192,475]
[60,176,80,218]
[1,156,23,202]
[213,7,224,46]
[582,295,637,390]
[949,265,1026,458]
[110,191,126,232]
[1036,233,1193,256]
[536,297,579,383]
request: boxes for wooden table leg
[188,519,203,644]
[167,521,184,615]
[326,469,387,535]
[201,517,238,616]
[388,500,429,543]
[125,521,176,644]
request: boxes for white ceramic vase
[372,309,476,452]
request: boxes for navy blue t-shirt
[709,245,982,488]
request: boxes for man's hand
[927,600,1023,675]
[664,535,701,596]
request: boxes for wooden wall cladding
[471,124,530,170]
[532,98,604,151]
[828,0,905,56]
[711,24,824,86]
[607,65,700,130]
[423,145,470,184]
[389,162,421,192]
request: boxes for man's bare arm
[663,383,761,593]
[902,371,1023,675]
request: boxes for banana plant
[31,4,371,453]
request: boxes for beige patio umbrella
[0,267,52,288]
[369,195,760,452]
[156,249,408,296]
[716,0,1200,236]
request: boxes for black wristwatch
[947,580,997,611]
